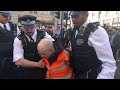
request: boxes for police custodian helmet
[70,11,88,17]
[0,11,12,17]
[19,15,37,29]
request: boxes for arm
[88,26,117,79]
[44,32,55,41]
[13,38,45,68]
[15,58,45,68]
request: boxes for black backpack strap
[83,23,99,43]
[87,22,99,32]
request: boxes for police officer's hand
[37,59,45,68]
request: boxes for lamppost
[65,11,68,28]
[98,11,101,22]
[118,11,119,29]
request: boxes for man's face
[0,14,9,24]
[71,13,88,28]
[23,27,35,36]
[111,28,117,34]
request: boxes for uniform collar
[0,23,9,29]
[25,29,37,41]
[81,20,89,28]
[75,20,89,38]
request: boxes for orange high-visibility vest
[43,49,73,79]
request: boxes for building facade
[88,11,120,29]
[11,11,55,26]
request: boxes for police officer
[13,15,54,79]
[0,11,20,79]
[65,11,117,79]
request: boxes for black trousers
[0,58,19,79]
[74,66,102,79]
[17,67,47,79]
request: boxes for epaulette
[36,30,46,43]
[17,32,24,40]
[87,23,99,32]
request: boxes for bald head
[37,38,54,58]
[38,38,53,51]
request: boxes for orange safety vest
[43,49,73,79]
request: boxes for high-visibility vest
[43,49,73,79]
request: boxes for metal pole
[60,11,63,31]
[66,11,68,29]
[59,11,63,43]
[98,11,100,22]
[118,11,119,29]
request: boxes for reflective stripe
[86,69,91,79]
[46,66,50,70]
[52,61,67,72]
[54,73,72,79]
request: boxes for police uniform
[0,11,20,79]
[68,11,116,79]
[13,15,54,79]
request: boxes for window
[34,11,37,14]
[112,18,118,24]
[106,11,108,16]
[30,11,33,13]
[50,11,54,15]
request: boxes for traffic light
[63,11,70,20]
[55,11,60,19]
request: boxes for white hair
[37,38,54,51]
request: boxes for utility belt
[0,57,18,71]
[0,57,12,60]
[0,57,12,65]
[17,66,47,79]
[74,65,102,79]
[0,57,13,63]
[18,66,46,72]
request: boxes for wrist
[34,62,39,67]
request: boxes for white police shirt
[74,20,117,79]
[0,22,20,35]
[13,29,54,62]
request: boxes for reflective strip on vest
[54,73,72,79]
[52,61,66,72]
[44,50,73,79]
[47,66,50,70]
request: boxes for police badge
[78,26,85,36]
[76,38,84,45]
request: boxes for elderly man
[37,38,73,79]
[13,15,54,79]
